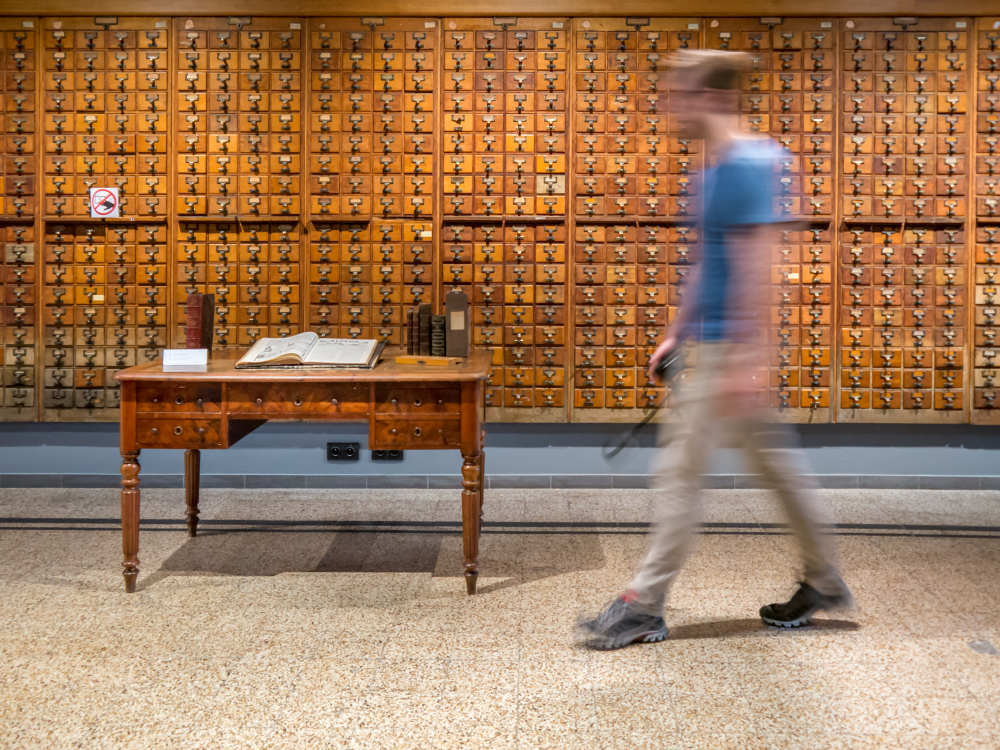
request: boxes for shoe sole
[585,628,668,651]
[760,593,854,629]
[760,604,821,628]
[760,612,814,628]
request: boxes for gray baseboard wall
[1,473,996,490]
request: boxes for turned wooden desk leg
[121,451,141,593]
[479,431,486,521]
[185,449,201,537]
[461,450,482,595]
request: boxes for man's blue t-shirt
[685,139,780,342]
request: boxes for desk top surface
[114,349,492,384]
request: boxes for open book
[235,332,384,369]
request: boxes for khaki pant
[629,341,848,616]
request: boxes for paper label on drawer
[450,311,466,330]
[163,349,208,368]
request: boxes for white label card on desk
[163,349,208,367]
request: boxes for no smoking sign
[89,187,120,218]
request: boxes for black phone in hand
[653,346,685,384]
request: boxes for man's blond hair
[668,49,750,91]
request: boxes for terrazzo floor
[1,486,999,749]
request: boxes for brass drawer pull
[198,427,205,435]
[196,398,203,406]
[151,427,158,435]
[331,398,338,406]
[293,398,303,406]
[173,426,183,436]
[256,398,263,406]
[391,398,398,405]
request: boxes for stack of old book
[405,290,469,358]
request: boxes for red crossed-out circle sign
[91,188,118,217]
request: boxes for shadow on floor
[143,529,607,593]
[665,617,861,640]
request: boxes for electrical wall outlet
[371,450,403,462]
[327,442,360,461]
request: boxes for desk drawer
[136,383,222,414]
[372,418,462,449]
[228,383,369,418]
[137,417,222,448]
[375,386,461,415]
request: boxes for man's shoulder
[725,137,781,170]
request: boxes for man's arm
[647,259,702,377]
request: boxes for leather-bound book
[185,293,215,350]
[405,309,417,354]
[418,303,432,356]
[445,290,470,357]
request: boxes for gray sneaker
[577,594,668,650]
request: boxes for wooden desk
[114,351,491,595]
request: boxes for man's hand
[647,335,678,380]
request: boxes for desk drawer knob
[413,427,423,437]
[196,398,203,406]
[256,398,263,406]
[198,427,205,435]
[391,398,398,405]
[173,426,183,436]
[175,397,184,405]
[293,398,302,407]
[151,427,158,435]
[152,397,159,404]
[438,399,443,405]
[390,428,397,435]
[331,398,338,406]
[413,397,422,407]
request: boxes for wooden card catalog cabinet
[836,18,970,424]
[1,224,35,420]
[838,225,967,422]
[839,18,970,224]
[174,221,301,348]
[0,20,37,420]
[572,222,692,421]
[306,219,424,347]
[42,17,170,220]
[308,18,437,221]
[442,17,568,222]
[175,17,303,220]
[709,18,836,223]
[2,19,36,222]
[975,19,1000,423]
[6,11,1000,425]
[460,221,567,420]
[573,18,702,222]
[41,222,167,421]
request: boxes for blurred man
[578,50,853,650]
